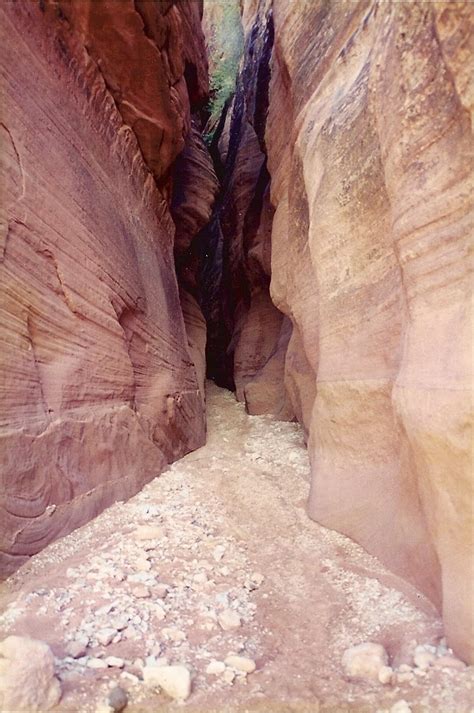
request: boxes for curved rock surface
[0,1,208,575]
[212,0,473,662]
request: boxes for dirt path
[1,383,472,712]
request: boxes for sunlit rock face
[220,0,473,662]
[0,0,208,576]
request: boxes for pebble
[413,650,436,669]
[120,672,139,684]
[97,629,117,646]
[223,669,235,684]
[213,545,226,562]
[108,686,128,712]
[105,656,125,668]
[110,616,129,631]
[154,604,166,621]
[342,642,388,680]
[391,701,412,713]
[218,609,241,631]
[135,559,151,572]
[66,638,89,659]
[133,525,164,541]
[131,585,150,599]
[378,665,393,684]
[143,664,191,700]
[87,658,108,669]
[162,627,186,641]
[224,655,256,673]
[206,660,226,674]
[154,584,169,599]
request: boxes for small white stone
[120,672,139,684]
[224,655,256,673]
[131,585,150,599]
[154,604,166,621]
[133,525,165,541]
[105,657,125,668]
[66,638,89,659]
[162,627,186,641]
[96,629,117,646]
[87,658,108,669]
[391,701,412,713]
[218,609,241,631]
[143,664,191,700]
[223,669,235,684]
[213,545,226,562]
[342,642,388,681]
[95,704,113,713]
[413,650,436,669]
[135,558,151,572]
[378,665,393,684]
[109,616,129,631]
[206,660,226,675]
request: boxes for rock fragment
[143,664,191,700]
[378,665,393,684]
[206,660,226,674]
[218,609,241,631]
[87,658,108,669]
[66,637,89,659]
[105,656,125,668]
[97,628,117,646]
[224,655,256,673]
[342,642,388,681]
[108,686,128,712]
[0,636,61,712]
[391,701,412,713]
[133,525,165,541]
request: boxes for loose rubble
[0,383,472,711]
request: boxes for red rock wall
[220,0,473,661]
[0,0,208,576]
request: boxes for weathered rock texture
[202,0,294,420]
[0,0,209,576]
[209,0,473,662]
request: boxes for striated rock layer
[0,0,209,576]
[215,0,473,661]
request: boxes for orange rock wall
[240,0,473,661]
[0,0,208,575]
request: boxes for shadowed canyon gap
[0,0,473,675]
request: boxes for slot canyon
[0,0,472,711]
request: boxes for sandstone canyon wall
[0,0,212,576]
[206,0,473,662]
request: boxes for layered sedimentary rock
[0,0,208,575]
[216,0,473,661]
[171,120,219,402]
[202,0,293,420]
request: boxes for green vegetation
[204,0,243,137]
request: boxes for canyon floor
[0,383,472,713]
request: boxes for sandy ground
[0,382,472,712]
